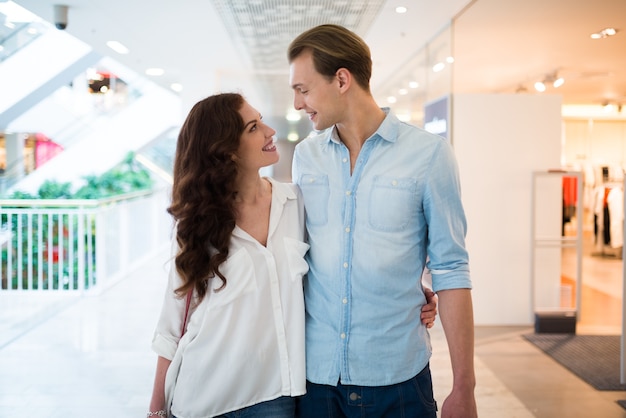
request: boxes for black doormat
[523,334,626,391]
[618,400,626,410]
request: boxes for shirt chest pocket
[368,176,418,232]
[208,248,257,308]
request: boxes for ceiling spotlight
[145,68,164,76]
[432,62,445,73]
[534,72,564,91]
[603,102,615,112]
[591,27,619,39]
[286,109,302,122]
[534,81,546,92]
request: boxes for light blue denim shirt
[292,108,471,386]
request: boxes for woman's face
[235,100,279,171]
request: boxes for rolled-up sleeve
[151,239,189,360]
[424,140,472,292]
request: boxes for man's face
[289,50,339,131]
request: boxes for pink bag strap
[180,290,192,337]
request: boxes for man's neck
[336,101,386,153]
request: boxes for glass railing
[0,188,171,294]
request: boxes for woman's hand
[421,288,438,328]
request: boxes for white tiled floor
[1,245,625,417]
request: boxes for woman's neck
[235,175,270,206]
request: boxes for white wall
[563,119,626,168]
[452,93,563,325]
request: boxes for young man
[288,24,477,418]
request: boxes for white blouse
[151,179,309,418]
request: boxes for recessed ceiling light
[395,6,407,14]
[145,68,164,76]
[387,96,397,104]
[286,109,302,122]
[409,81,419,89]
[170,83,183,92]
[106,40,129,54]
[432,62,445,73]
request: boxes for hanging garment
[607,187,624,248]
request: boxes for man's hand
[421,288,438,328]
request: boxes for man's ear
[336,68,350,90]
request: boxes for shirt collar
[266,177,297,204]
[326,107,399,145]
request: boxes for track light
[590,27,619,39]
[534,72,564,92]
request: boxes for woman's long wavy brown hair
[168,93,245,300]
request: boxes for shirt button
[345,190,352,196]
[343,262,348,268]
[350,392,359,401]
[340,333,346,339]
[342,158,348,163]
[392,180,398,186]
[345,227,350,233]
[342,298,348,304]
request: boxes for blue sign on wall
[424,95,449,141]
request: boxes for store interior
[560,117,625,335]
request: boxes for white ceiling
[9,0,626,127]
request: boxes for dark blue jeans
[173,396,295,418]
[216,396,295,418]
[296,364,437,418]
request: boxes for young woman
[147,92,438,417]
